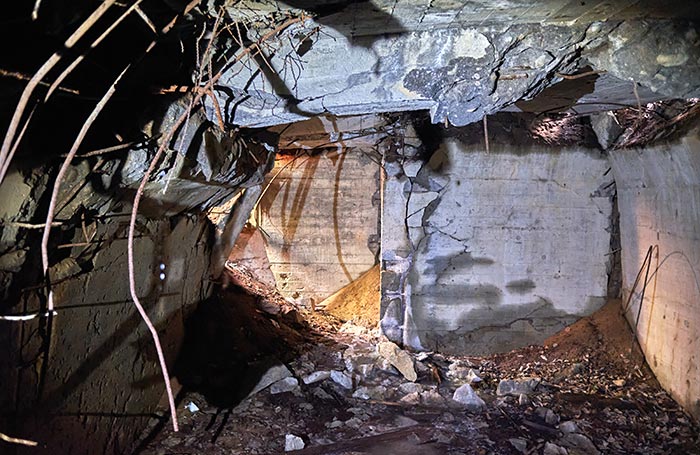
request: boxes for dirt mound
[544,299,647,370]
[320,265,380,329]
[492,299,653,382]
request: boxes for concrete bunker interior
[1,1,699,454]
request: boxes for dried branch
[5,221,62,229]
[125,17,304,432]
[483,115,489,153]
[0,68,80,95]
[0,431,38,446]
[63,141,136,158]
[207,89,226,130]
[554,69,606,80]
[31,0,43,20]
[41,66,130,314]
[45,0,145,101]
[134,5,157,34]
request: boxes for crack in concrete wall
[380,123,614,355]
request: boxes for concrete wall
[609,131,700,421]
[257,149,380,304]
[4,213,213,455]
[381,135,614,355]
[227,224,277,288]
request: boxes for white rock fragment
[452,383,486,412]
[352,385,387,400]
[496,377,541,396]
[421,389,446,406]
[326,419,343,429]
[249,363,293,396]
[330,370,353,390]
[302,371,330,385]
[518,393,530,406]
[466,368,483,384]
[559,420,580,434]
[377,341,417,382]
[398,382,422,394]
[415,351,432,361]
[270,377,299,394]
[399,391,421,404]
[284,434,305,452]
[543,442,568,455]
[560,433,600,455]
[535,407,560,425]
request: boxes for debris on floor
[134,268,700,455]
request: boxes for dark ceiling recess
[0,1,203,169]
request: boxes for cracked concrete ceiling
[201,0,700,128]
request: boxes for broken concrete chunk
[0,249,27,272]
[330,370,354,390]
[270,377,299,394]
[284,434,305,452]
[508,437,528,454]
[326,418,343,429]
[536,407,560,425]
[352,385,386,401]
[399,391,420,405]
[558,420,580,434]
[377,341,417,382]
[496,377,541,396]
[398,382,422,394]
[452,383,486,412]
[393,415,420,428]
[249,362,293,396]
[421,389,446,406]
[302,370,330,385]
[352,386,371,400]
[560,433,600,455]
[543,442,568,455]
[47,257,82,282]
[590,111,623,150]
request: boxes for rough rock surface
[452,384,486,412]
[377,341,418,382]
[207,5,700,128]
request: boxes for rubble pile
[136,272,699,455]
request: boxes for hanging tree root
[41,66,130,313]
[0,431,38,447]
[126,14,305,432]
[0,0,119,185]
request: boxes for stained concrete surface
[610,129,700,421]
[380,133,614,354]
[257,149,380,303]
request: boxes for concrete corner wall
[609,132,700,421]
[381,138,614,355]
[257,149,380,303]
